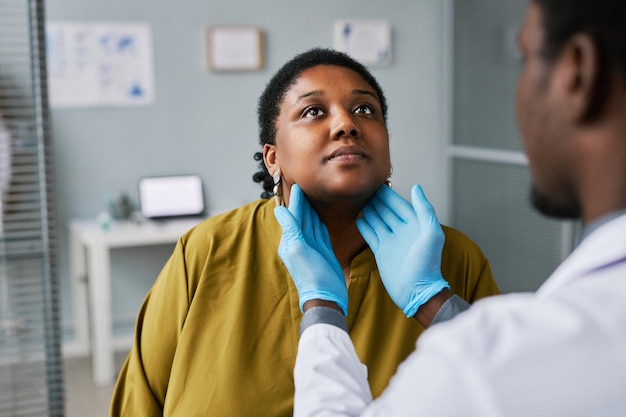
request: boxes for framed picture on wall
[334,20,392,67]
[206,25,264,71]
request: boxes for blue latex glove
[356,184,449,318]
[274,184,348,316]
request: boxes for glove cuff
[403,278,450,318]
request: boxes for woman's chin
[309,184,379,205]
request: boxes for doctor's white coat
[295,213,626,417]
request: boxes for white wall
[45,0,447,348]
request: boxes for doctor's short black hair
[252,47,388,199]
[533,0,626,117]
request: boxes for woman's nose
[331,111,360,140]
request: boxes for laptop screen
[138,175,205,219]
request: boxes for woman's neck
[314,202,368,270]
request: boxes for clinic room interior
[1,0,580,416]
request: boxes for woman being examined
[109,48,499,417]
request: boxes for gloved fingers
[305,201,317,241]
[374,185,416,225]
[410,185,440,227]
[297,188,328,251]
[313,219,344,281]
[300,187,316,238]
[367,193,414,231]
[292,184,320,247]
[360,203,391,234]
[274,206,300,243]
[309,203,331,252]
[288,184,335,259]
[366,194,404,229]
[313,216,331,250]
[288,184,306,226]
[356,217,380,252]
[317,230,334,261]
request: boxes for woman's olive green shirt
[109,198,499,416]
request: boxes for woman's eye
[354,104,373,115]
[303,107,325,118]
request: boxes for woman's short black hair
[533,0,626,117]
[252,48,388,198]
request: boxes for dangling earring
[385,165,393,188]
[272,171,283,206]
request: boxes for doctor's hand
[357,185,449,318]
[274,184,348,316]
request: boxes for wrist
[413,288,454,328]
[403,278,450,318]
[303,299,344,314]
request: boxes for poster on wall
[334,20,392,67]
[46,22,156,108]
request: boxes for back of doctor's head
[533,0,626,79]
[532,0,626,119]
[252,47,388,198]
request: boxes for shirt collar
[578,209,626,245]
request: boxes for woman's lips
[327,146,367,161]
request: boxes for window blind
[452,0,525,152]
[448,0,579,293]
[0,0,64,416]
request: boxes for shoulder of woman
[180,198,273,245]
[440,224,488,261]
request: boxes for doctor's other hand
[274,184,348,316]
[357,185,449,318]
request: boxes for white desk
[69,217,205,386]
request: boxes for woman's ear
[263,144,278,174]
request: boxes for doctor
[274,0,626,415]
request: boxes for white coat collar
[537,213,626,298]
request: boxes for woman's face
[264,65,391,206]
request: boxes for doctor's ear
[559,33,607,122]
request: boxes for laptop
[138,174,206,220]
